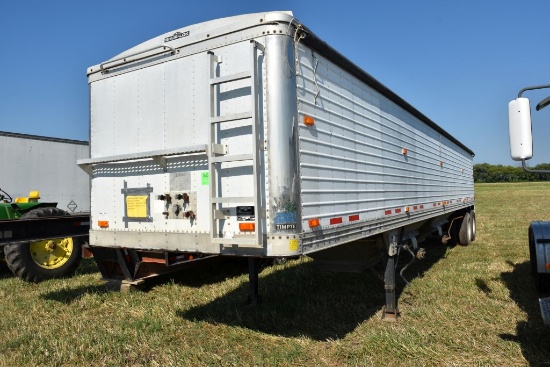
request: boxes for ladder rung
[211,154,253,163]
[212,196,254,204]
[210,71,251,85]
[211,112,252,124]
[212,237,260,247]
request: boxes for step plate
[539,297,550,325]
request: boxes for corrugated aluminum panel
[296,44,474,232]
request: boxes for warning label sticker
[126,195,148,218]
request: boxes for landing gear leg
[382,254,400,321]
[247,257,261,305]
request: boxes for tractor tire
[4,207,82,282]
[0,257,10,274]
[529,225,550,294]
[458,212,472,246]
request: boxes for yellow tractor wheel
[4,207,83,282]
[30,237,75,270]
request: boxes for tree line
[474,163,550,182]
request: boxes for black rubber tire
[0,258,11,274]
[4,207,82,283]
[469,210,476,242]
[458,212,472,246]
[529,226,550,294]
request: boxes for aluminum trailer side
[80,11,475,318]
[0,131,90,214]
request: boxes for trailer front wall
[296,44,474,243]
[88,39,264,252]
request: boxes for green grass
[1,182,549,366]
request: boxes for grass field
[1,182,549,366]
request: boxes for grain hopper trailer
[79,11,475,319]
[508,84,550,324]
[0,132,90,282]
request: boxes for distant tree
[473,163,550,182]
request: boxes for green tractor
[0,188,82,282]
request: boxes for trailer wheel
[529,225,550,293]
[458,212,472,246]
[469,210,476,242]
[4,207,82,283]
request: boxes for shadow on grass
[37,242,449,340]
[40,257,251,303]
[41,283,115,303]
[74,257,101,276]
[178,240,449,341]
[162,257,250,288]
[499,261,550,366]
[0,257,99,281]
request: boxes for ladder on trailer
[207,40,264,249]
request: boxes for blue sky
[1,1,549,165]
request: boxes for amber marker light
[303,116,315,126]
[404,206,410,213]
[239,223,255,231]
[308,218,320,228]
[546,263,550,271]
[98,220,109,228]
[402,148,408,155]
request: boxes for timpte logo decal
[164,31,190,42]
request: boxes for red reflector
[330,217,343,225]
[385,210,392,215]
[413,206,418,210]
[395,208,402,214]
[349,214,359,221]
[420,205,424,209]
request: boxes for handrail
[99,44,177,72]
